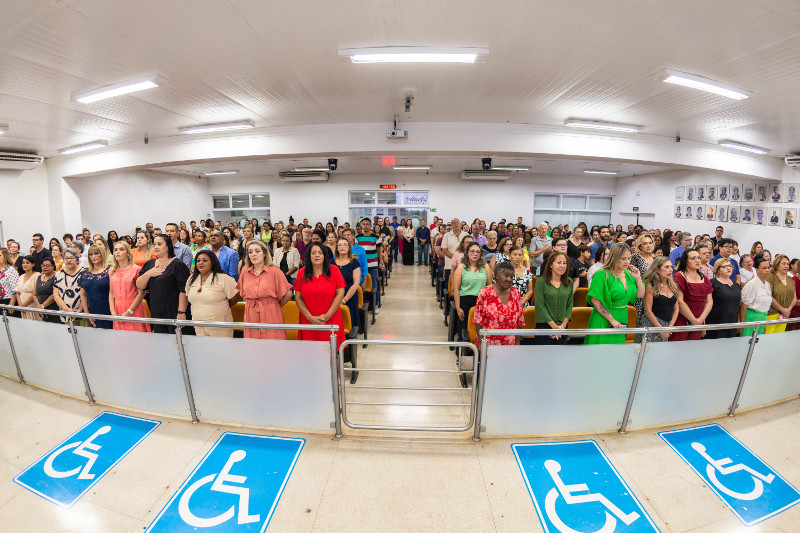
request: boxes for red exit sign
[380,184,397,189]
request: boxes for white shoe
[374,307,381,315]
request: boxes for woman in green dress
[584,243,644,344]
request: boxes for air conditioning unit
[0,152,44,170]
[786,155,800,172]
[279,171,329,182]
[460,170,512,181]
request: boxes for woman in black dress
[705,258,742,338]
[402,219,415,266]
[333,238,361,333]
[640,256,679,342]
[135,234,190,334]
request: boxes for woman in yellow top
[765,254,797,334]
[259,221,273,247]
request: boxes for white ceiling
[1,0,799,170]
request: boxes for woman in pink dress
[108,241,150,332]
[294,242,346,349]
[236,240,293,339]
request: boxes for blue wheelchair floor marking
[13,411,160,508]
[512,440,660,533]
[146,432,304,533]
[660,423,800,526]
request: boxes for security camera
[404,95,414,113]
[481,157,492,171]
[328,158,338,171]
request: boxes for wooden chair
[567,306,637,343]
[573,287,588,308]
[522,306,537,330]
[230,301,245,334]
[339,304,359,383]
[362,274,377,325]
[356,286,367,340]
[280,301,300,341]
[142,300,151,318]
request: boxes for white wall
[616,169,800,258]
[0,163,52,244]
[66,170,210,236]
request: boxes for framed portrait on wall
[756,183,768,202]
[728,205,740,223]
[718,184,729,201]
[783,208,797,228]
[716,204,728,222]
[770,183,784,202]
[675,186,685,201]
[695,205,704,220]
[741,206,754,224]
[743,184,755,202]
[705,204,716,221]
[784,183,798,203]
[685,204,694,220]
[706,185,717,202]
[674,204,683,219]
[768,208,781,226]
[729,184,743,201]
[696,186,706,201]
[686,185,696,202]
[755,207,766,225]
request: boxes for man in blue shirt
[165,222,193,269]
[415,220,431,265]
[669,232,693,271]
[709,238,741,284]
[209,230,239,279]
[389,216,401,262]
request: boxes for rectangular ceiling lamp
[583,170,619,175]
[339,47,488,63]
[58,140,108,155]
[492,166,529,172]
[657,69,751,100]
[292,167,329,172]
[393,165,432,170]
[460,171,511,181]
[564,119,643,133]
[204,170,239,176]
[0,125,7,135]
[73,75,166,103]
[717,139,769,154]
[179,120,255,134]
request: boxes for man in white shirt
[529,222,553,275]
[439,218,466,287]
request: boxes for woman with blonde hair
[766,254,797,334]
[132,230,156,267]
[79,244,112,328]
[631,234,656,329]
[705,257,742,339]
[109,240,150,332]
[236,239,292,340]
[640,256,679,342]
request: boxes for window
[533,193,613,228]
[348,190,429,226]
[211,193,270,226]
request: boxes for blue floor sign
[512,440,660,533]
[14,411,160,508]
[660,424,800,526]
[147,432,304,532]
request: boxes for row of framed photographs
[675,184,799,203]
[674,204,796,228]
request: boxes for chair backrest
[568,307,592,330]
[230,301,246,324]
[363,274,373,292]
[448,271,454,297]
[339,304,351,336]
[626,306,636,343]
[573,287,588,308]
[522,306,537,329]
[142,299,151,318]
[467,307,477,344]
[281,301,300,340]
[357,286,364,308]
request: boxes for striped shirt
[356,233,379,269]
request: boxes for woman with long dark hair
[534,251,574,345]
[333,237,362,334]
[135,234,191,334]
[670,248,713,341]
[402,219,415,266]
[186,249,239,337]
[295,242,345,349]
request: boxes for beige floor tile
[0,491,140,533]
[0,376,60,426]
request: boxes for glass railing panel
[0,317,17,379]
[78,327,191,417]
[627,336,750,428]
[481,343,638,434]
[737,329,800,410]
[184,336,333,430]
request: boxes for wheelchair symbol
[43,425,111,480]
[544,460,640,533]
[178,450,260,528]
[691,442,775,501]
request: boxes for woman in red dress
[472,261,524,346]
[294,242,346,349]
[670,248,713,341]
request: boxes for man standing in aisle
[440,218,466,288]
[416,220,431,266]
[165,222,192,269]
[356,219,382,312]
[390,216,401,262]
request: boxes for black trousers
[533,322,569,345]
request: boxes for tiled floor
[1,262,799,532]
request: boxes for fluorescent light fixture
[657,69,751,100]
[292,167,329,172]
[203,170,239,176]
[583,170,619,175]
[339,46,488,64]
[393,165,432,170]
[460,171,511,181]
[179,120,255,134]
[73,75,166,104]
[58,140,108,155]
[0,125,7,135]
[717,139,769,154]
[492,166,529,172]
[564,119,643,133]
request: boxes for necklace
[198,273,210,293]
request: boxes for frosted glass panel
[79,326,190,417]
[349,191,375,205]
[562,195,587,209]
[184,336,334,430]
[8,317,87,398]
[628,337,749,428]
[587,196,613,210]
[481,343,638,434]
[0,319,18,379]
[737,330,800,410]
[534,194,560,209]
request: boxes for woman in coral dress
[236,240,293,339]
[109,241,150,332]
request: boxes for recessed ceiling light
[717,140,769,154]
[292,167,329,172]
[339,46,488,63]
[657,69,751,100]
[393,165,432,170]
[58,140,108,155]
[492,166,529,172]
[73,75,166,104]
[179,120,255,134]
[583,170,619,175]
[0,125,7,135]
[203,170,239,176]
[564,119,643,133]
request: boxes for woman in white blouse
[273,233,301,284]
[740,255,772,336]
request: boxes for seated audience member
[333,237,362,334]
[472,261,525,346]
[136,234,191,334]
[0,247,20,306]
[534,251,573,345]
[509,246,534,307]
[186,249,240,337]
[295,242,346,349]
[237,240,293,340]
[740,255,772,337]
[584,243,644,345]
[765,255,797,334]
[571,244,591,291]
[15,256,41,320]
[453,242,492,336]
[109,241,149,333]
[34,257,59,323]
[670,248,713,342]
[705,258,742,339]
[639,256,679,342]
[53,249,89,326]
